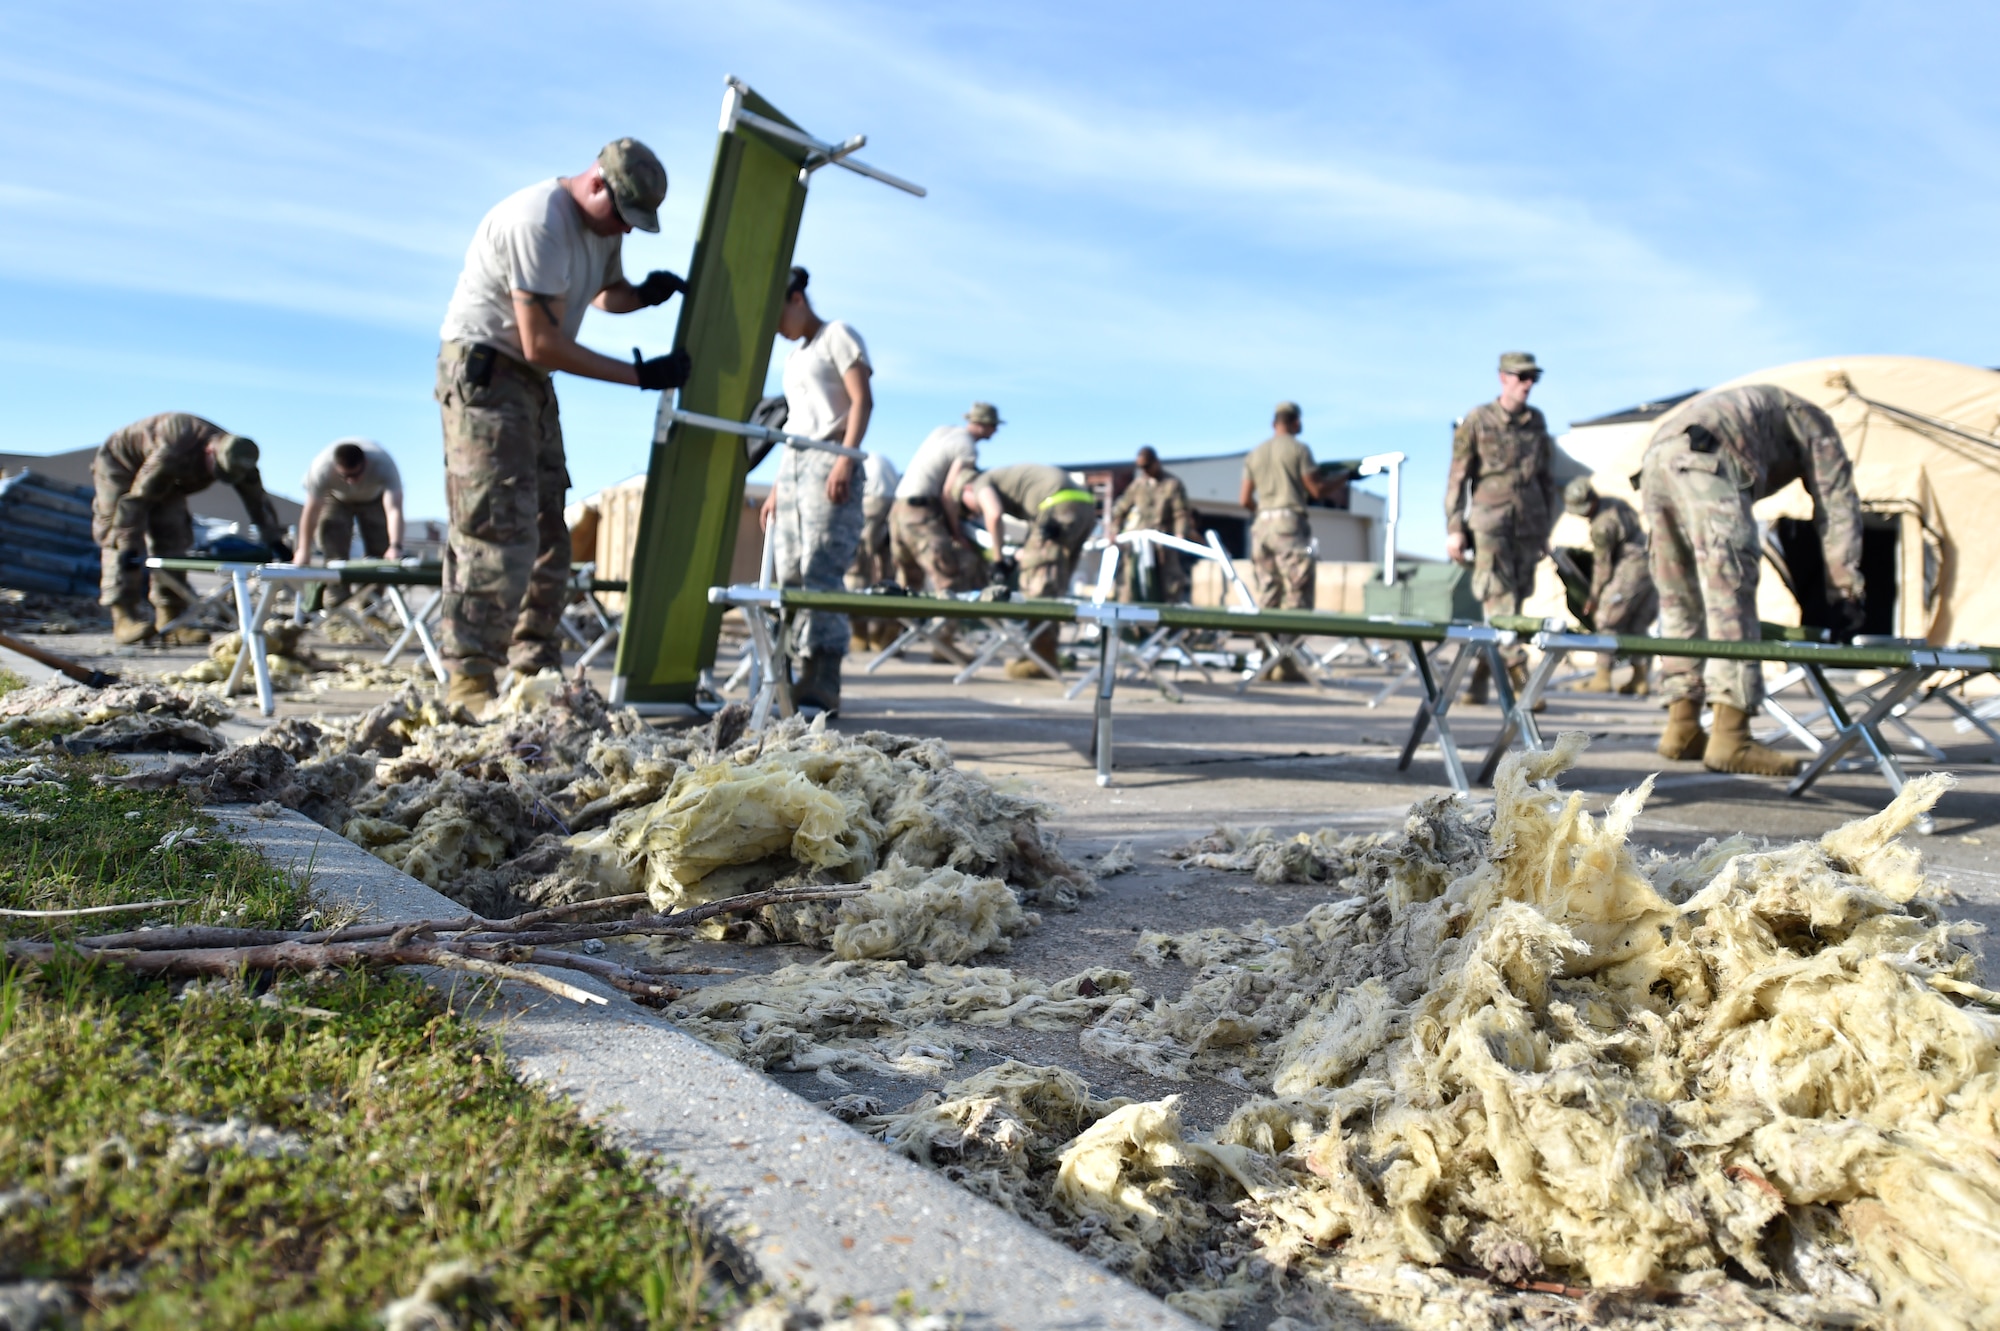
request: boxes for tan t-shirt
[303,439,402,505]
[1245,432,1315,511]
[439,179,625,362]
[782,320,871,442]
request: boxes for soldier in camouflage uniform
[954,463,1097,678]
[1562,477,1657,693]
[91,413,285,646]
[891,403,999,596]
[1446,352,1560,700]
[1641,384,1863,776]
[436,138,689,709]
[1112,448,1199,603]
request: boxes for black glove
[268,538,294,563]
[634,270,686,307]
[1828,593,1868,642]
[632,348,691,391]
[990,555,1018,586]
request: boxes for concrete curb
[210,807,1200,1329]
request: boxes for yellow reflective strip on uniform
[1038,489,1096,510]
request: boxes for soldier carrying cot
[91,412,286,646]
[1640,383,1865,776]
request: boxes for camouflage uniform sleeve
[1535,417,1560,542]
[1793,405,1865,598]
[232,470,286,549]
[1111,485,1137,531]
[1445,416,1477,538]
[1166,477,1197,541]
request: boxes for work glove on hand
[632,348,692,392]
[990,555,1018,587]
[634,270,687,307]
[1828,592,1868,642]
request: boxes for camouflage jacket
[1644,384,1863,595]
[96,413,282,547]
[1446,400,1559,539]
[1587,495,1651,613]
[1112,471,1197,541]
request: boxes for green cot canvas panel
[613,85,810,704]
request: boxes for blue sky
[3,1,1996,555]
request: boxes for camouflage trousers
[1117,543,1190,604]
[773,446,865,656]
[435,341,572,680]
[846,495,894,643]
[1641,441,1762,710]
[313,494,391,562]
[1019,501,1095,599]
[1596,560,1660,637]
[1467,510,1541,668]
[1250,509,1315,610]
[91,473,192,617]
[889,499,982,594]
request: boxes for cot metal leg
[867,618,938,673]
[1398,639,1475,794]
[744,605,784,731]
[1939,688,2000,744]
[1790,665,1932,830]
[1477,646,1563,785]
[1761,696,1826,752]
[221,572,278,717]
[1094,628,1120,787]
[575,628,618,674]
[382,587,446,682]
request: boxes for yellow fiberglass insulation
[567,715,1092,915]
[763,862,1031,965]
[827,739,1999,1329]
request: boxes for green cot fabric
[613,86,811,703]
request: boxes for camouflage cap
[212,434,259,483]
[1499,351,1542,379]
[598,138,667,234]
[1273,400,1302,422]
[966,402,1004,427]
[1563,475,1596,515]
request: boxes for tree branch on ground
[2,885,863,1007]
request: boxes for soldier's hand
[634,270,687,307]
[1444,531,1468,564]
[632,348,691,391]
[991,555,1018,586]
[826,459,855,505]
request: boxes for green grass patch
[0,760,742,1328]
[0,667,28,697]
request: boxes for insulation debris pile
[0,679,230,754]
[158,624,319,693]
[133,676,1089,962]
[851,741,2000,1328]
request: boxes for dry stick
[0,898,195,919]
[430,952,607,1006]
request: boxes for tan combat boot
[1619,659,1651,696]
[446,670,499,716]
[1507,663,1547,713]
[1574,657,1615,692]
[1704,703,1800,777]
[154,607,210,648]
[110,603,156,645]
[1005,626,1060,680]
[1465,657,1491,705]
[1657,698,1707,761]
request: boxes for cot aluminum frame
[1487,615,2000,833]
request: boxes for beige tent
[1536,355,2000,647]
